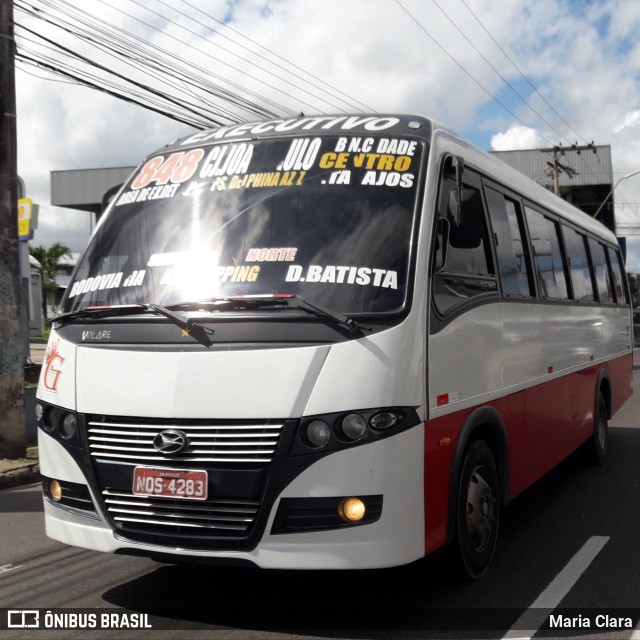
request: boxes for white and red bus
[36,114,633,578]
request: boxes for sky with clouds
[13,0,640,271]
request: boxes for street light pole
[593,169,640,221]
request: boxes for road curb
[0,463,40,490]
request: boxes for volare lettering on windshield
[82,330,112,341]
[285,265,398,290]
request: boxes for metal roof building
[490,144,616,234]
[51,166,135,217]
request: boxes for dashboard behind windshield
[63,135,424,316]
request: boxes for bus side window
[588,239,615,304]
[563,226,596,303]
[432,168,497,315]
[607,246,628,305]
[525,207,569,301]
[484,186,533,298]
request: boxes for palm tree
[30,243,73,322]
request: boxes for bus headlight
[43,407,63,433]
[340,413,367,441]
[60,413,78,440]
[305,420,331,448]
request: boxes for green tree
[30,243,73,322]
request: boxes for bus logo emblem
[44,340,65,392]
[152,430,189,455]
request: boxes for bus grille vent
[86,416,283,464]
[102,490,260,538]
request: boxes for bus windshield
[62,135,423,316]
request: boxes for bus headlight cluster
[299,408,412,451]
[36,402,80,444]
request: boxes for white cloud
[490,125,545,151]
[613,110,640,134]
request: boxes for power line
[431,0,572,147]
[429,0,608,191]
[16,20,226,127]
[100,0,338,116]
[394,0,558,148]
[15,0,374,131]
[458,0,590,147]
[35,0,285,120]
[397,0,602,173]
[15,0,292,126]
[151,0,365,114]
[176,0,373,113]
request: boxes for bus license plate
[132,467,208,500]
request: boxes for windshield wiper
[287,295,371,334]
[166,294,290,312]
[168,294,370,334]
[51,304,149,323]
[52,303,214,348]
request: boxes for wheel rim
[465,466,496,553]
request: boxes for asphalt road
[2,373,640,640]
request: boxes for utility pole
[542,145,585,196]
[0,0,27,458]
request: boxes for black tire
[451,440,500,580]
[586,392,608,465]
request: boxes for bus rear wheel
[452,439,500,579]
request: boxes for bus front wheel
[586,392,608,465]
[452,439,500,579]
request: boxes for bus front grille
[102,490,261,539]
[86,415,283,465]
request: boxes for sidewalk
[0,341,43,489]
[0,447,39,490]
